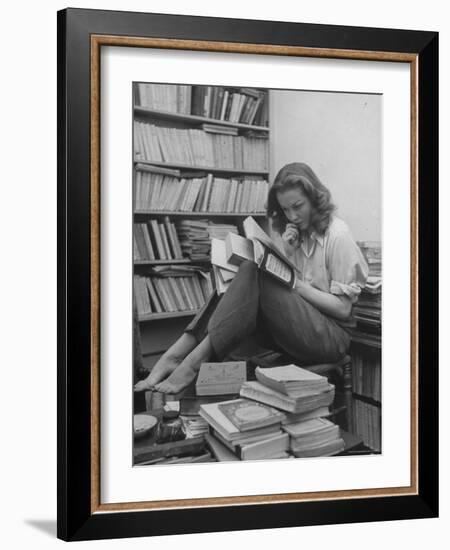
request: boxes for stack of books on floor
[283,418,344,457]
[350,241,382,348]
[201,398,289,461]
[240,365,344,458]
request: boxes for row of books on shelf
[134,267,213,317]
[134,218,183,261]
[134,219,238,263]
[351,346,381,402]
[353,397,381,452]
[135,83,268,126]
[135,168,269,213]
[188,362,345,461]
[134,121,269,170]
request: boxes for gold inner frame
[90,35,419,514]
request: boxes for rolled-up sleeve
[327,230,369,303]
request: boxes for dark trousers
[185,260,350,364]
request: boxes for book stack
[176,219,211,262]
[283,418,345,457]
[239,365,344,458]
[200,398,289,461]
[350,242,382,348]
[241,365,335,415]
[207,223,238,241]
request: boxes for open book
[211,216,300,294]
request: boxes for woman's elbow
[335,297,353,320]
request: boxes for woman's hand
[281,223,300,255]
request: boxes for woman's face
[276,187,313,232]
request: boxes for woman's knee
[239,259,258,272]
[236,259,259,280]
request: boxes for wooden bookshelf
[133,82,270,349]
[134,211,266,218]
[134,159,269,177]
[139,310,200,322]
[134,106,269,132]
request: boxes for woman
[134,162,369,394]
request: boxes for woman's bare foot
[134,333,198,392]
[155,335,213,394]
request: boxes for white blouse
[273,216,369,305]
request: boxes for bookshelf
[349,242,382,452]
[133,83,270,370]
[350,341,381,452]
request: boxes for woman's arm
[294,278,352,320]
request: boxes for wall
[270,90,381,242]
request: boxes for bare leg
[155,334,214,394]
[134,333,198,392]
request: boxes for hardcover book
[217,398,286,432]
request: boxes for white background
[102,48,411,503]
[0,0,447,548]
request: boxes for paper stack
[240,365,335,414]
[239,364,344,458]
[283,417,344,457]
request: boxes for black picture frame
[57,7,438,541]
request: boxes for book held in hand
[217,398,286,432]
[210,216,300,294]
